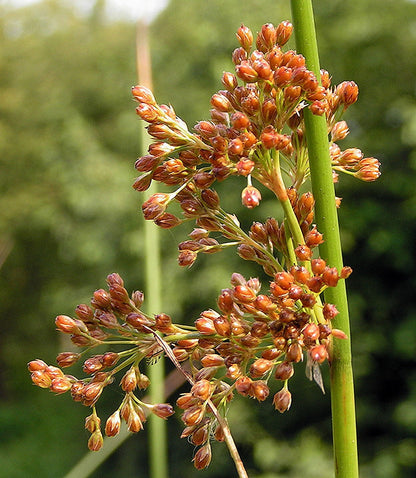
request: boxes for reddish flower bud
[233,284,257,303]
[322,267,339,287]
[274,271,294,290]
[284,85,302,103]
[340,266,353,279]
[235,158,254,177]
[231,111,250,130]
[241,185,261,208]
[303,323,320,341]
[132,173,152,192]
[273,66,292,87]
[50,376,72,394]
[28,359,48,372]
[132,85,156,105]
[236,24,253,51]
[182,405,205,427]
[331,328,348,340]
[251,380,270,401]
[195,316,216,335]
[323,303,339,320]
[311,258,326,275]
[135,103,159,122]
[273,388,292,413]
[286,342,303,363]
[222,71,238,91]
[291,265,310,284]
[295,244,312,261]
[236,61,258,82]
[256,23,277,52]
[211,93,233,112]
[309,344,328,363]
[178,249,198,267]
[337,81,359,106]
[275,21,293,46]
[31,370,52,388]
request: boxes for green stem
[290,2,359,478]
[137,20,168,478]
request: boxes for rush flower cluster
[28,273,175,452]
[133,22,380,233]
[29,21,380,472]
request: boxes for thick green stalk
[137,21,168,478]
[290,2,359,477]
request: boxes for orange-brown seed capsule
[275,21,293,46]
[235,375,252,396]
[182,405,205,427]
[295,244,312,261]
[273,388,292,413]
[193,443,212,470]
[250,358,273,378]
[105,410,121,437]
[152,403,175,419]
[251,380,270,401]
[322,267,339,287]
[286,343,303,363]
[309,344,328,363]
[236,24,253,51]
[191,379,213,401]
[28,359,48,372]
[88,430,104,452]
[274,361,294,380]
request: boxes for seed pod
[193,443,212,470]
[250,358,273,378]
[303,323,320,341]
[191,424,210,446]
[286,342,303,363]
[201,354,224,367]
[322,267,339,287]
[152,403,175,419]
[191,379,213,401]
[182,405,205,427]
[275,361,294,381]
[235,376,252,396]
[311,258,326,275]
[105,411,121,437]
[250,380,270,401]
[309,344,328,363]
[273,388,292,413]
[241,185,262,208]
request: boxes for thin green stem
[290,2,359,477]
[137,20,168,478]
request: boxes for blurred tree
[1,0,415,476]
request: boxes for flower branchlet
[29,21,380,472]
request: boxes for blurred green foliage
[1,0,415,476]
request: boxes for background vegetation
[1,0,415,476]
